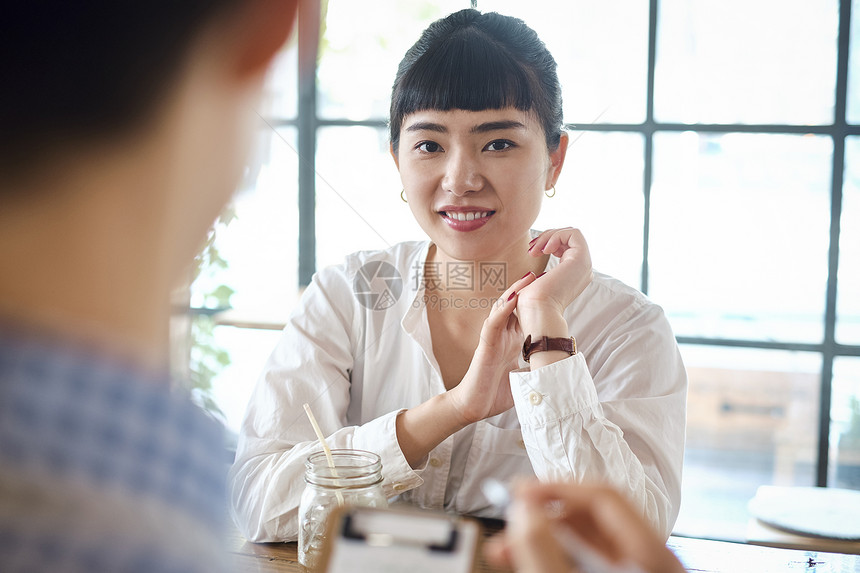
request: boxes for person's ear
[230,0,299,79]
[546,132,569,189]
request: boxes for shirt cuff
[509,353,599,426]
[352,408,424,497]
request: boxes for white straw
[303,403,344,505]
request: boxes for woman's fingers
[528,228,563,258]
[480,271,535,349]
[498,270,539,304]
[528,228,588,260]
[481,285,519,335]
[482,270,537,330]
[449,270,537,424]
[517,229,593,325]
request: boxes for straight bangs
[391,31,536,141]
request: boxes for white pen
[481,479,645,573]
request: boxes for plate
[748,486,860,540]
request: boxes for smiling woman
[228,8,687,551]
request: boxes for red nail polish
[521,271,533,280]
[507,291,517,301]
[537,271,547,278]
[528,237,538,246]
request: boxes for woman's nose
[441,150,483,196]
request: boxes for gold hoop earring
[400,189,408,203]
[545,185,556,198]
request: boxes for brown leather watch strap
[522,335,577,363]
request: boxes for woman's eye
[485,140,514,151]
[417,141,441,153]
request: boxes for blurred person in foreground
[0,1,296,571]
[487,481,687,573]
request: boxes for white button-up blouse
[228,240,687,542]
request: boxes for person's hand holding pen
[483,480,686,573]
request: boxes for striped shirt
[0,327,227,572]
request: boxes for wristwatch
[522,335,577,363]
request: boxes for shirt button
[429,458,442,468]
[528,391,543,405]
[393,483,407,492]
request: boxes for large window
[194,0,860,541]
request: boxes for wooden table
[228,520,860,572]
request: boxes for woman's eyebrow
[470,120,526,134]
[404,119,527,134]
[404,121,446,133]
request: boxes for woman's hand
[396,272,540,466]
[446,271,538,425]
[513,229,592,371]
[396,230,591,461]
[484,481,686,573]
[518,228,593,329]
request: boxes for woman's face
[393,107,567,263]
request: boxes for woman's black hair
[389,9,563,154]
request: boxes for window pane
[838,136,860,344]
[677,345,821,540]
[831,357,860,490]
[318,1,467,121]
[480,0,648,124]
[849,0,860,124]
[656,0,839,124]
[650,133,832,342]
[191,128,300,325]
[315,126,424,270]
[210,327,284,437]
[535,132,644,289]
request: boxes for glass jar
[298,449,388,571]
